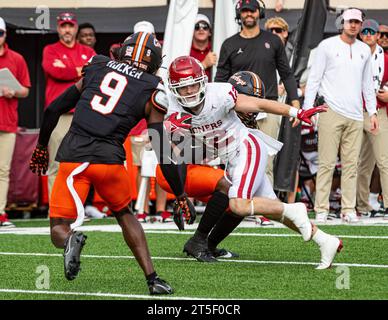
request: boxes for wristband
[289,107,298,118]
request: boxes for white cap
[133,21,155,34]
[343,8,363,22]
[195,13,211,27]
[0,17,6,31]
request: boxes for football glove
[296,105,327,126]
[30,144,49,176]
[172,194,196,231]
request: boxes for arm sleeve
[38,85,81,147]
[42,46,79,81]
[363,52,377,116]
[215,42,232,83]
[147,121,186,197]
[16,55,31,88]
[303,43,327,109]
[276,40,299,101]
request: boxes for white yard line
[1,225,388,240]
[0,251,387,269]
[0,288,251,300]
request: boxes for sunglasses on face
[380,32,388,38]
[269,27,284,34]
[195,23,210,31]
[361,29,377,36]
[0,30,5,37]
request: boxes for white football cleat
[341,212,360,224]
[315,211,328,224]
[283,203,312,241]
[316,237,343,270]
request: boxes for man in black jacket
[215,0,300,185]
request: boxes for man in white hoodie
[303,8,378,223]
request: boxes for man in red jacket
[42,12,95,200]
[0,17,31,228]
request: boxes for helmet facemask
[169,74,207,108]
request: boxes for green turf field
[1,219,388,300]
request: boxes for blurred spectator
[275,0,284,12]
[378,25,388,52]
[77,22,96,49]
[303,8,378,223]
[265,16,292,59]
[216,0,300,185]
[357,19,388,219]
[42,12,95,201]
[0,17,31,228]
[190,13,216,80]
[134,20,155,35]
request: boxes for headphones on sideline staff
[235,0,266,25]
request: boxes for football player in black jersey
[29,32,195,295]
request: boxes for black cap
[238,0,260,12]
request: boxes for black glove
[172,194,197,231]
[30,144,49,176]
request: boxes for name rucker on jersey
[165,82,250,164]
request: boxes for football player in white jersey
[162,56,342,269]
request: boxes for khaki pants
[315,108,363,214]
[47,114,73,200]
[357,109,388,211]
[256,113,281,185]
[0,131,16,214]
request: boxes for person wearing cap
[215,0,300,186]
[0,17,31,228]
[42,13,96,201]
[357,19,388,220]
[190,13,216,80]
[303,8,378,223]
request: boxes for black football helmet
[228,71,265,98]
[228,71,266,129]
[115,32,162,74]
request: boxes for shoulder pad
[151,89,168,114]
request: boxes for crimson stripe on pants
[246,134,261,198]
[237,139,252,198]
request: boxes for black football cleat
[210,247,239,259]
[63,231,87,281]
[183,237,218,263]
[148,277,174,295]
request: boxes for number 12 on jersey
[90,71,128,114]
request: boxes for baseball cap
[238,0,260,12]
[134,21,155,34]
[0,17,6,31]
[57,12,78,26]
[195,14,211,27]
[361,19,379,32]
[342,8,363,22]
